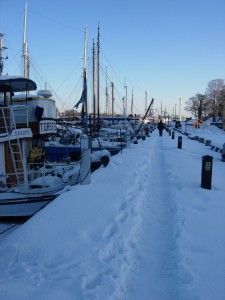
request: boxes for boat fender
[101,155,110,167]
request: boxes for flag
[74,75,87,109]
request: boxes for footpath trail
[122,132,181,300]
[81,131,184,300]
[83,130,202,300]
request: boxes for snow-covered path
[0,129,225,300]
[124,135,180,300]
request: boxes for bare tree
[205,79,225,121]
[185,93,205,119]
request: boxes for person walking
[157,120,164,136]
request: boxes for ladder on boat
[1,106,26,189]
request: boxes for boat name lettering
[39,121,57,134]
[17,129,31,136]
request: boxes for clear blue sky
[0,0,225,117]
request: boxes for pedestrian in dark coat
[157,120,164,136]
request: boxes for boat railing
[0,105,29,134]
[27,161,59,180]
[0,161,60,191]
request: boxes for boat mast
[136,98,154,137]
[0,33,8,76]
[145,90,148,114]
[22,2,30,78]
[124,81,127,118]
[82,26,88,134]
[131,87,134,116]
[111,81,114,124]
[97,24,100,131]
[92,39,96,133]
[105,66,109,116]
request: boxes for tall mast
[125,86,128,117]
[83,26,88,133]
[105,66,109,116]
[0,33,2,76]
[92,39,96,132]
[97,24,100,130]
[145,90,148,114]
[83,26,87,72]
[131,87,134,116]
[111,82,114,123]
[22,2,30,78]
[0,33,8,76]
[124,79,127,117]
[179,97,182,121]
[0,34,2,76]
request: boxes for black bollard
[178,136,182,149]
[221,143,225,162]
[169,130,171,136]
[201,155,213,190]
[172,132,175,140]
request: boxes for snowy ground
[0,126,225,300]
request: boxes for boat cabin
[0,76,57,187]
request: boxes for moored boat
[0,75,86,218]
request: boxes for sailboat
[0,15,89,218]
[44,26,121,161]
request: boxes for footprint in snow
[117,201,127,211]
[102,222,118,239]
[115,211,128,223]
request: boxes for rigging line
[54,61,83,92]
[30,63,43,88]
[28,9,83,32]
[66,79,83,108]
[100,48,124,88]
[29,59,49,87]
[29,51,82,93]
[99,59,133,113]
[101,48,149,103]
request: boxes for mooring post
[201,155,213,190]
[178,136,182,149]
[221,143,225,162]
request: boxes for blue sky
[0,0,224,117]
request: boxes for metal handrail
[0,105,29,134]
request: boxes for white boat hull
[0,192,57,217]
